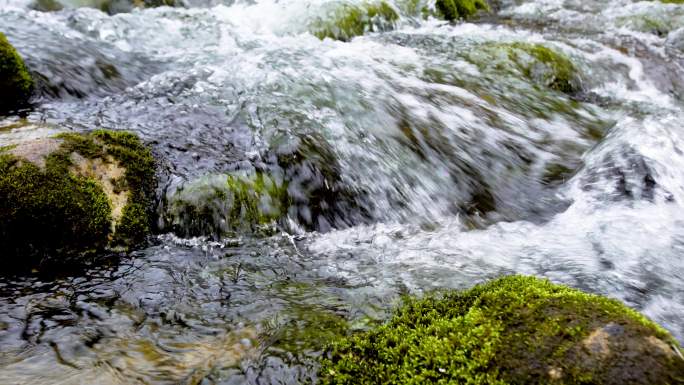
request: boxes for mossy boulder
[98,0,176,15]
[165,133,369,238]
[320,275,684,384]
[615,8,684,37]
[311,1,399,41]
[28,0,174,14]
[468,42,580,93]
[435,0,488,21]
[0,130,156,269]
[0,33,33,113]
[165,172,289,238]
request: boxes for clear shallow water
[1,0,684,383]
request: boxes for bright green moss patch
[320,275,684,385]
[435,0,488,21]
[0,130,156,270]
[469,42,580,93]
[311,1,399,41]
[166,172,289,238]
[0,32,33,113]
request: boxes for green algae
[0,32,33,113]
[225,173,288,228]
[435,0,488,21]
[615,11,684,36]
[469,42,580,93]
[29,0,64,11]
[320,275,684,385]
[311,1,399,41]
[167,172,289,238]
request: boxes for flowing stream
[1,0,684,383]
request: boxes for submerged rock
[468,42,580,93]
[0,33,33,114]
[310,1,399,41]
[275,133,370,232]
[165,133,370,238]
[0,130,156,270]
[165,172,289,238]
[320,275,684,384]
[614,8,684,37]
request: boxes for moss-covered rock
[0,130,156,270]
[99,0,175,15]
[435,0,488,21]
[614,9,684,37]
[28,0,174,14]
[320,275,684,385]
[469,42,580,93]
[165,172,289,238]
[311,1,399,41]
[0,33,33,113]
[28,0,64,12]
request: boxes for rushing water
[1,0,684,383]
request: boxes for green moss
[510,43,577,93]
[0,32,33,113]
[0,130,156,269]
[57,129,156,247]
[435,0,488,21]
[114,202,150,246]
[615,12,684,36]
[320,275,684,385]
[312,1,399,41]
[469,42,579,93]
[29,0,64,11]
[93,0,176,15]
[225,173,289,228]
[167,172,289,238]
[0,153,111,267]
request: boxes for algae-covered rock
[29,0,64,12]
[0,33,33,113]
[435,0,488,21]
[165,134,370,237]
[28,0,175,14]
[469,42,580,93]
[320,275,684,385]
[311,1,399,41]
[98,0,176,15]
[165,172,289,238]
[614,7,684,37]
[0,130,156,269]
